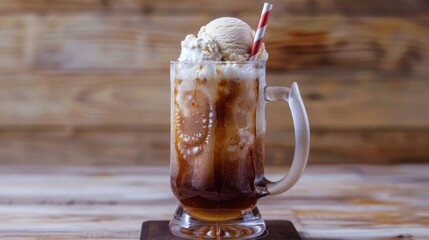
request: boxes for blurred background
[0,0,427,166]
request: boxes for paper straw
[249,2,273,61]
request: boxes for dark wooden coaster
[140,220,302,240]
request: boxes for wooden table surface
[0,164,428,240]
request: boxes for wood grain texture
[0,165,427,239]
[29,15,429,72]
[0,16,33,70]
[265,16,429,72]
[0,129,427,165]
[0,1,427,165]
[0,0,111,11]
[0,71,427,165]
[0,0,427,17]
[0,73,427,129]
[0,15,426,72]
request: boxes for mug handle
[264,82,310,195]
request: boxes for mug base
[169,205,266,239]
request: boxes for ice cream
[178,34,221,62]
[178,17,268,62]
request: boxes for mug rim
[170,60,267,64]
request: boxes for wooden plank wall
[0,0,428,165]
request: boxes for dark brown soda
[172,77,268,221]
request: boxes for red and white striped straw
[249,2,273,61]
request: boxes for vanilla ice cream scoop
[199,17,251,61]
[178,17,268,62]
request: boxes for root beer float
[169,6,310,239]
[171,17,269,221]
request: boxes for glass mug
[169,61,310,239]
